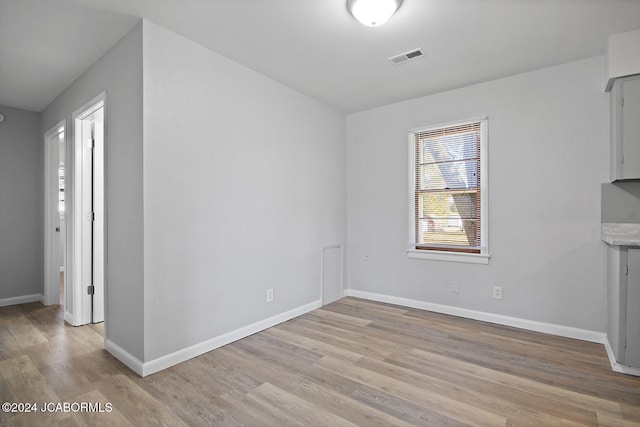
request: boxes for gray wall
[41,22,144,361]
[0,106,43,301]
[142,21,346,361]
[602,182,640,223]
[346,56,609,332]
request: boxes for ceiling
[0,0,138,112]
[2,0,640,113]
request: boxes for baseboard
[106,339,144,377]
[0,294,44,308]
[141,299,323,377]
[343,289,607,344]
[604,338,640,377]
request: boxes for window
[408,118,488,264]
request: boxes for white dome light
[347,0,402,27]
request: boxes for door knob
[55,227,60,232]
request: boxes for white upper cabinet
[611,74,640,182]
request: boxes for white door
[74,96,105,324]
[44,122,65,306]
[92,119,105,323]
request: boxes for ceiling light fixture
[347,0,403,27]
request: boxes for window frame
[407,117,489,264]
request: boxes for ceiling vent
[388,48,424,65]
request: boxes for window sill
[407,249,490,264]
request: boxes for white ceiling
[2,0,640,113]
[0,0,139,112]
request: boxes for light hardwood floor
[1,297,640,426]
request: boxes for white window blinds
[411,119,487,254]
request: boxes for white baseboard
[106,339,144,376]
[343,289,607,344]
[140,299,322,377]
[603,338,640,377]
[0,294,44,308]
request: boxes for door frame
[44,120,66,307]
[71,92,107,326]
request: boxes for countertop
[602,223,640,246]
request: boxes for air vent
[388,48,424,65]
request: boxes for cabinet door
[621,76,640,180]
[608,245,625,361]
[626,248,640,368]
[611,78,624,181]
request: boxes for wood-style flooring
[1,297,640,426]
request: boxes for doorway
[72,94,105,325]
[44,121,66,307]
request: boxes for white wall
[605,28,640,90]
[142,21,346,361]
[0,106,43,303]
[346,56,609,332]
[41,22,144,361]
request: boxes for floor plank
[1,297,639,426]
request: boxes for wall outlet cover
[451,281,460,293]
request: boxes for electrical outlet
[266,288,274,303]
[492,286,503,300]
[450,281,460,293]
